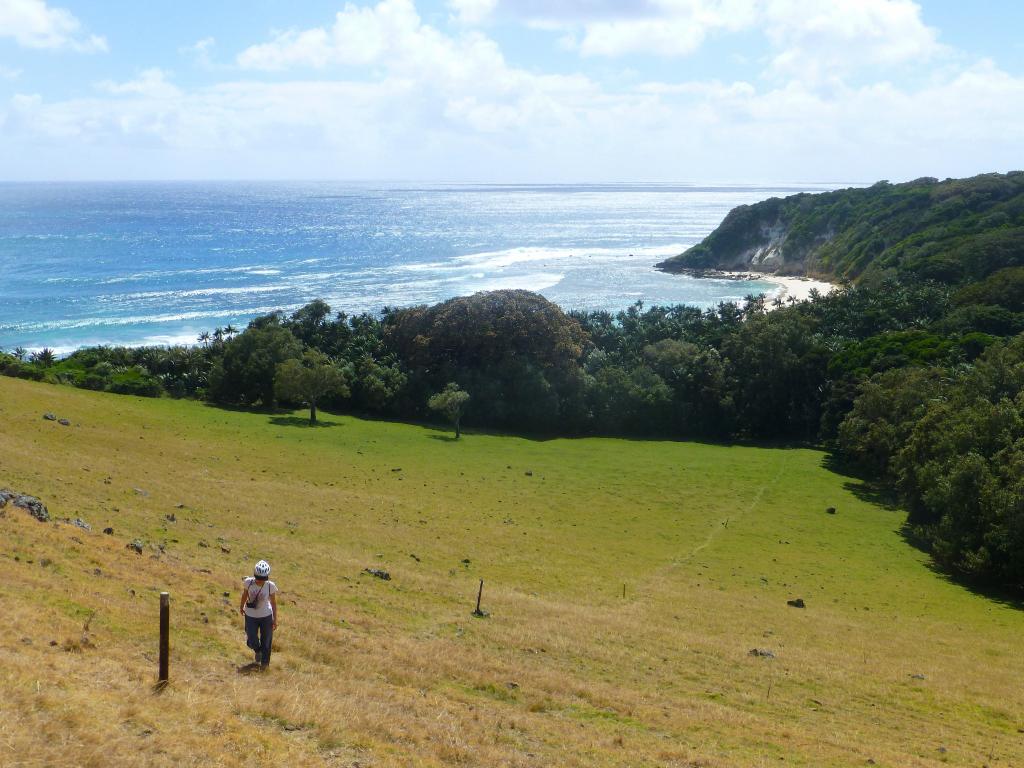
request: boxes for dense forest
[3,172,1023,590]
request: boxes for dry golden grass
[1,375,1022,767]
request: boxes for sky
[0,0,1022,182]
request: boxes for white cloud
[95,69,181,99]
[490,0,942,84]
[0,0,107,52]
[237,0,425,70]
[572,0,757,58]
[5,55,1024,182]
[763,0,944,81]
[234,0,599,135]
[181,37,217,69]
[447,0,498,26]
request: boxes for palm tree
[213,327,224,345]
[198,331,211,347]
[13,346,26,361]
[30,348,56,367]
[223,324,238,339]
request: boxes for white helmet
[254,560,271,578]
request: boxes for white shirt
[242,577,278,618]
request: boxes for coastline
[674,268,839,306]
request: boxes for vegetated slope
[3,377,1024,768]
[656,171,1024,281]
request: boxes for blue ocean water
[0,181,831,353]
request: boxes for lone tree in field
[274,350,350,425]
[428,383,470,439]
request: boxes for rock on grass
[0,489,50,522]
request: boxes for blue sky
[1,0,1022,181]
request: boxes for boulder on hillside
[0,489,50,522]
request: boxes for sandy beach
[710,270,839,306]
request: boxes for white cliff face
[738,221,788,271]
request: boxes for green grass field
[1,375,1022,767]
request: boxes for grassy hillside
[656,172,1024,282]
[2,376,1023,767]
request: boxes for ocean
[0,181,833,353]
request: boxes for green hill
[3,376,1024,767]
[657,172,1024,283]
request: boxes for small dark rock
[391,467,402,472]
[58,418,71,426]
[826,506,836,515]
[102,527,114,535]
[198,541,209,548]
[909,673,926,680]
[748,648,776,658]
[133,488,148,496]
[461,558,471,564]
[127,539,144,554]
[524,471,533,476]
[68,517,91,531]
[43,412,57,421]
[49,640,58,647]
[175,503,186,509]
[220,545,231,554]
[363,568,391,581]
[40,558,52,568]
[165,513,176,523]
[93,568,102,576]
[409,553,420,561]
[786,598,806,608]
[506,681,519,689]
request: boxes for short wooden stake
[472,579,488,617]
[622,583,626,599]
[158,592,170,683]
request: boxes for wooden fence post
[159,592,170,684]
[472,579,486,617]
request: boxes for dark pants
[245,614,274,666]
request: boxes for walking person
[240,559,278,670]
